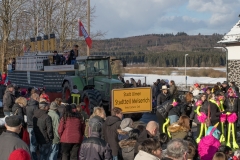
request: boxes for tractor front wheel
[82,89,102,115]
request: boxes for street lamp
[185,54,188,89]
[214,47,228,82]
[23,10,39,37]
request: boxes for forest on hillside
[91,33,226,67]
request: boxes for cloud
[91,0,240,38]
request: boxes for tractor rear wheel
[82,89,102,115]
[62,81,71,102]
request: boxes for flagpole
[87,0,90,56]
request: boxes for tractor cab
[75,56,111,86]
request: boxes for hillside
[90,33,226,67]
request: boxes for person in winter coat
[48,102,60,160]
[166,99,182,124]
[152,79,162,101]
[103,107,123,160]
[85,107,106,138]
[12,97,27,139]
[79,116,112,160]
[33,101,53,160]
[168,115,190,139]
[134,138,161,160]
[208,93,221,131]
[162,139,188,160]
[135,121,159,154]
[58,104,85,160]
[12,97,27,124]
[119,129,140,160]
[26,93,39,160]
[221,81,229,94]
[192,83,200,98]
[182,92,194,117]
[190,93,208,137]
[118,118,133,141]
[3,84,15,116]
[0,116,30,160]
[224,87,240,143]
[157,85,170,106]
[169,80,178,99]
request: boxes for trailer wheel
[82,89,102,115]
[62,81,71,101]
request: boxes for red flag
[79,20,92,48]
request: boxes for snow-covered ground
[124,73,226,86]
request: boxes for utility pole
[87,0,90,56]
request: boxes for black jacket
[3,91,15,112]
[166,103,182,117]
[0,85,6,100]
[209,101,221,123]
[12,103,25,125]
[190,100,209,124]
[26,98,39,128]
[70,49,78,61]
[33,109,53,144]
[153,83,162,99]
[157,92,170,106]
[53,54,61,65]
[224,97,240,117]
[0,131,30,160]
[79,132,112,160]
[103,115,121,156]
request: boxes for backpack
[156,100,172,119]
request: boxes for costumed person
[224,87,240,149]
[190,93,208,140]
[208,93,221,131]
[217,95,226,143]
[191,100,207,143]
[198,123,221,160]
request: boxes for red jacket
[58,117,84,143]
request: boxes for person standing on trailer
[69,45,79,64]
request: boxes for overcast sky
[90,0,240,39]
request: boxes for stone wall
[228,60,240,86]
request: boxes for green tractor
[62,56,124,114]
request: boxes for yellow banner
[112,87,152,113]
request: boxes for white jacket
[134,150,160,160]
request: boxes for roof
[76,55,110,60]
[218,20,240,44]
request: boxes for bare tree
[0,0,28,71]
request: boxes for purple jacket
[79,132,112,160]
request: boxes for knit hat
[120,118,133,132]
[89,117,103,132]
[9,149,31,160]
[50,102,58,110]
[39,101,49,109]
[5,115,21,127]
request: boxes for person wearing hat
[33,101,53,160]
[192,83,200,97]
[117,118,133,141]
[48,101,60,160]
[157,85,170,106]
[0,115,30,160]
[79,116,112,160]
[3,84,15,116]
[221,81,229,93]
